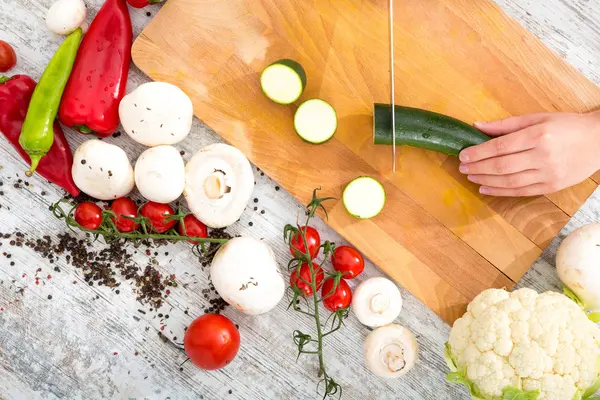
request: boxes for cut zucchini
[260,59,306,104]
[294,99,337,144]
[373,104,490,156]
[343,177,386,219]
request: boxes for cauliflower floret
[538,374,578,400]
[466,351,517,397]
[467,289,510,318]
[509,341,552,379]
[446,288,600,399]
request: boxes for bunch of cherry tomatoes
[289,226,364,311]
[73,198,208,241]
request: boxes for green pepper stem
[26,155,42,176]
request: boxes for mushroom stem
[204,171,228,199]
[370,293,391,315]
[381,343,406,373]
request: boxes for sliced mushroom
[352,277,402,327]
[364,324,418,378]
[184,144,254,228]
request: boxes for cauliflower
[445,288,600,400]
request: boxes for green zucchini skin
[373,104,490,156]
[273,59,307,89]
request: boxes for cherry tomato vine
[51,199,228,256]
[284,188,349,399]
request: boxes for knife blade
[389,0,396,174]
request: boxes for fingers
[478,183,550,197]
[459,125,542,163]
[467,170,541,189]
[459,151,538,176]
[473,113,550,136]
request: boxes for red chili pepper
[126,0,162,8]
[58,0,132,137]
[0,75,79,197]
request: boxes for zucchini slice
[373,104,490,156]
[260,59,306,104]
[343,177,386,219]
[294,99,337,144]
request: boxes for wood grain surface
[2,0,600,399]
[132,0,600,323]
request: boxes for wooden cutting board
[132,0,600,323]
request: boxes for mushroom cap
[364,324,418,378]
[72,140,134,201]
[352,277,402,327]
[119,82,193,147]
[210,237,285,315]
[184,143,254,228]
[134,145,185,203]
[46,0,86,35]
[556,223,600,311]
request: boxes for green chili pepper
[19,28,82,176]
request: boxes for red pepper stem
[26,155,42,176]
[74,124,92,134]
[0,76,9,84]
[149,0,162,3]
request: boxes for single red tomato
[289,226,321,259]
[290,263,325,296]
[332,246,365,279]
[184,314,240,370]
[126,0,162,8]
[110,198,140,233]
[74,202,103,230]
[321,278,352,312]
[140,202,176,233]
[0,41,17,72]
[178,214,208,244]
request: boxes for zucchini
[373,104,490,156]
[294,99,337,144]
[260,59,306,104]
[343,177,386,219]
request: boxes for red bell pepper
[0,75,79,197]
[58,0,132,138]
[126,0,162,8]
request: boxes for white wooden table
[0,1,599,399]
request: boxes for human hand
[458,111,600,197]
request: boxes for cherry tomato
[321,278,352,312]
[0,41,17,72]
[184,314,240,370]
[289,226,320,259]
[290,263,325,296]
[140,202,176,233]
[74,202,102,230]
[110,198,140,233]
[178,214,208,244]
[331,246,365,279]
[126,0,162,8]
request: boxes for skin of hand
[458,111,600,197]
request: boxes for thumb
[474,113,549,136]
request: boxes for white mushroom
[210,237,285,315]
[184,144,254,228]
[352,277,402,327]
[72,140,134,200]
[556,223,600,312]
[364,324,418,378]
[46,0,86,36]
[134,145,185,203]
[119,82,193,147]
